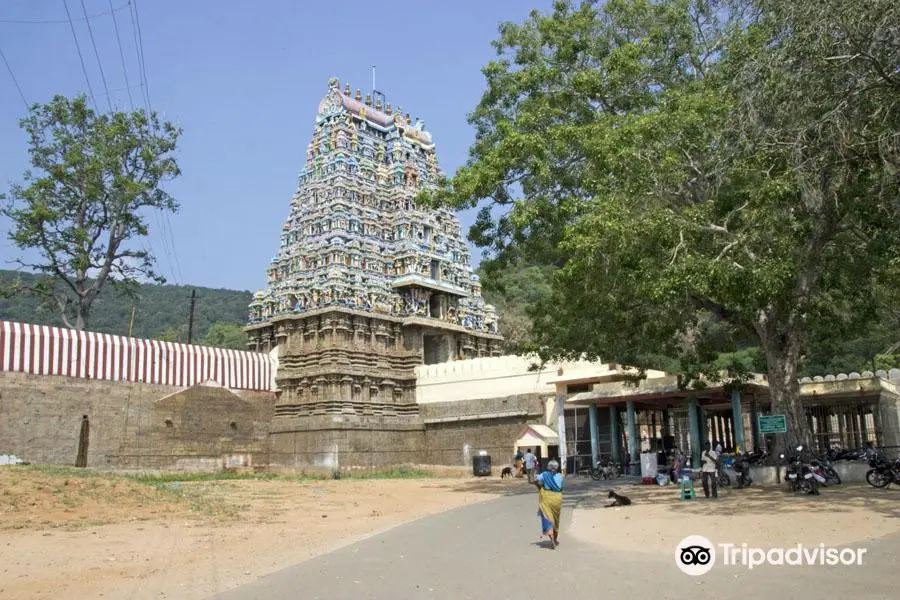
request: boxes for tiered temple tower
[246,78,503,467]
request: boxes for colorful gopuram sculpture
[248,77,501,336]
[246,78,503,466]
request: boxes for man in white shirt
[700,441,719,498]
[524,449,537,483]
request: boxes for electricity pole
[128,304,136,337]
[187,290,197,344]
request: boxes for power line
[121,0,180,284]
[0,3,129,24]
[127,0,181,284]
[163,210,183,282]
[153,209,180,284]
[0,43,28,110]
[79,0,111,111]
[62,0,97,110]
[97,82,142,98]
[108,0,134,110]
[128,0,150,112]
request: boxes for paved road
[210,480,900,600]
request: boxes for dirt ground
[570,480,900,552]
[6,467,897,600]
[0,466,503,600]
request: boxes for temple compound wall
[0,371,275,470]
[0,321,277,470]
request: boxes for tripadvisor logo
[675,536,867,575]
[676,535,716,576]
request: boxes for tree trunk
[75,295,90,331]
[762,327,811,458]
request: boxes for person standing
[524,448,537,483]
[534,459,564,548]
[671,447,685,484]
[700,441,719,498]
[514,449,525,477]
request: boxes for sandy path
[0,478,501,600]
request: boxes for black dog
[606,489,632,507]
[501,466,513,479]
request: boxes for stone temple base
[269,416,425,469]
[247,308,502,468]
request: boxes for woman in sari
[534,459,564,548]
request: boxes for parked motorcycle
[781,445,822,495]
[827,445,873,463]
[810,454,842,485]
[590,458,619,481]
[717,467,731,487]
[865,451,900,489]
[731,450,768,488]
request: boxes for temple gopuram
[246,78,503,466]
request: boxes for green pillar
[626,400,638,471]
[731,389,745,451]
[589,405,599,463]
[688,396,701,468]
[610,405,620,466]
[699,405,708,450]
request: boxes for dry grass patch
[0,465,213,530]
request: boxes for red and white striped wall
[0,320,276,392]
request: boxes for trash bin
[473,455,492,476]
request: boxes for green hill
[0,270,252,348]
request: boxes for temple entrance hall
[561,371,895,475]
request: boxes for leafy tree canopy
[1,94,181,330]
[200,322,248,350]
[435,0,900,450]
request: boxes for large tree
[436,0,900,452]
[201,322,249,350]
[1,95,181,330]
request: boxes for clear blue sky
[0,0,550,293]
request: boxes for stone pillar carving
[335,315,351,345]
[369,383,381,414]
[313,378,327,414]
[352,317,364,347]
[275,324,288,346]
[341,376,355,414]
[374,323,389,351]
[381,379,397,416]
[298,378,310,415]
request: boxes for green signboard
[758,414,787,434]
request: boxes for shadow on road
[431,473,642,504]
[410,473,900,525]
[563,479,900,520]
